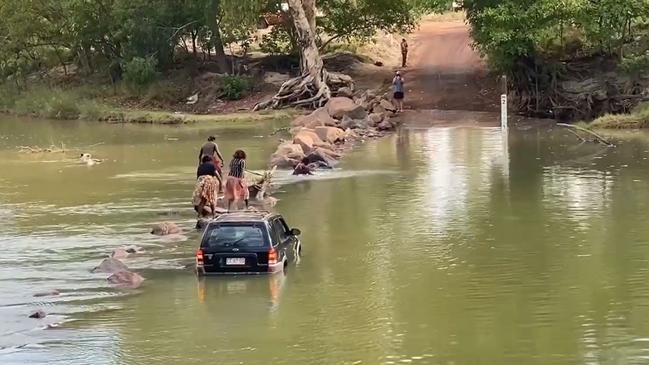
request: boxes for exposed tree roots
[254,71,354,110]
[509,56,649,121]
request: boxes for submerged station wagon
[196,212,302,275]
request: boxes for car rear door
[270,218,294,263]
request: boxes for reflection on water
[2,117,649,364]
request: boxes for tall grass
[0,85,108,120]
[590,102,649,129]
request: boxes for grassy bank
[0,85,295,124]
[589,102,649,129]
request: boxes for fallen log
[556,123,615,147]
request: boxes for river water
[1,116,649,364]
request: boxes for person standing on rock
[224,150,250,211]
[400,39,408,68]
[198,136,224,176]
[393,71,405,113]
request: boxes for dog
[80,153,101,166]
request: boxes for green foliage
[318,0,419,47]
[621,53,649,76]
[123,57,158,90]
[464,0,649,71]
[260,26,297,55]
[221,75,251,100]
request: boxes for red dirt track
[404,21,498,112]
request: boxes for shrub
[221,75,251,100]
[43,92,81,120]
[123,56,158,91]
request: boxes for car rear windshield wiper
[224,237,247,247]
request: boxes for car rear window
[202,224,267,249]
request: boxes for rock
[305,149,339,168]
[92,258,129,274]
[326,97,368,120]
[341,115,368,129]
[274,143,305,160]
[372,104,387,114]
[292,107,337,129]
[107,271,145,289]
[315,147,342,159]
[151,222,182,236]
[314,126,345,144]
[380,99,397,112]
[336,87,354,98]
[377,120,394,131]
[271,142,305,167]
[293,129,330,154]
[33,290,60,298]
[368,112,385,126]
[111,248,130,259]
[29,310,47,319]
[270,154,299,168]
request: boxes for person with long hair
[224,150,249,211]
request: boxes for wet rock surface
[270,92,399,172]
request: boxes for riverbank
[0,85,296,124]
[588,102,649,129]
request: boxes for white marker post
[500,94,508,131]
[500,75,508,131]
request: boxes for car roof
[212,211,278,224]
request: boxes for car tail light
[196,249,204,265]
[268,248,278,265]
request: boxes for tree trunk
[191,30,198,57]
[302,0,316,35]
[289,0,325,87]
[206,0,229,73]
[255,0,353,110]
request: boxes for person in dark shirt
[197,155,222,193]
[197,155,217,178]
[198,136,224,175]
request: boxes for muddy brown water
[2,116,649,364]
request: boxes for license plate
[226,257,246,266]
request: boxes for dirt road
[403,20,499,112]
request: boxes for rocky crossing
[270,92,400,170]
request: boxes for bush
[123,56,158,91]
[259,27,296,55]
[43,93,81,119]
[221,75,251,100]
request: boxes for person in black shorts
[393,71,405,112]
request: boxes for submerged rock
[107,271,145,289]
[110,248,130,259]
[29,310,47,319]
[151,222,182,236]
[92,258,129,274]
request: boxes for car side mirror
[290,228,301,236]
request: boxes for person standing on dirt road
[401,39,408,68]
[393,71,405,112]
